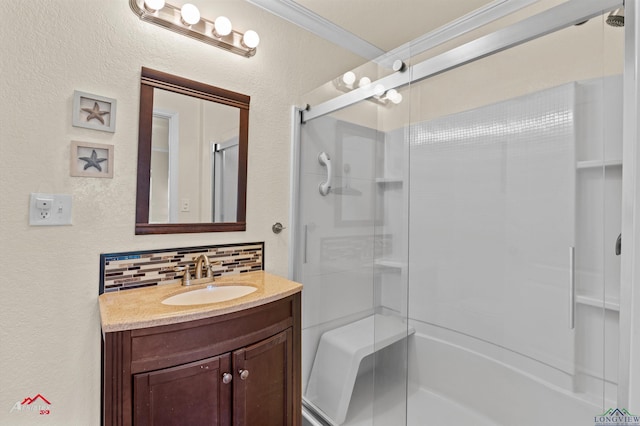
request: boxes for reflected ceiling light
[392,60,406,72]
[342,71,356,86]
[333,70,404,106]
[384,89,403,105]
[180,3,201,26]
[213,16,232,37]
[358,77,371,88]
[129,0,260,57]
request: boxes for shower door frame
[289,0,640,411]
[619,0,640,408]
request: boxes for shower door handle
[318,152,332,196]
[569,246,575,330]
[303,224,308,264]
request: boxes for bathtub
[304,323,609,426]
[407,323,608,426]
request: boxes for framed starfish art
[70,141,114,178]
[72,90,117,132]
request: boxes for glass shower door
[405,13,621,426]
[293,3,622,425]
[295,98,411,425]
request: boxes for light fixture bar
[130,0,258,57]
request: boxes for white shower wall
[401,76,622,409]
[408,82,578,375]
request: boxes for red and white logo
[9,393,51,415]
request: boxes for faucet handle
[173,266,191,286]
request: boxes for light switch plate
[29,193,72,226]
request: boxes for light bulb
[392,60,406,72]
[242,30,260,49]
[213,16,232,37]
[374,84,385,97]
[180,3,200,26]
[342,71,356,86]
[386,89,403,104]
[358,77,371,88]
[143,0,165,12]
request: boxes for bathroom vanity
[99,271,302,425]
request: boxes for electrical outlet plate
[29,193,72,226]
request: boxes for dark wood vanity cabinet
[134,354,231,425]
[103,293,301,426]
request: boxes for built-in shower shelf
[576,159,622,169]
[374,259,405,269]
[375,177,403,184]
[306,314,415,425]
[575,295,620,312]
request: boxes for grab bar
[569,246,575,330]
[318,152,332,196]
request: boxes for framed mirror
[135,67,249,234]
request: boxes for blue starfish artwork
[79,149,108,172]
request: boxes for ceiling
[294,0,494,52]
[246,0,546,68]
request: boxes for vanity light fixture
[143,0,165,12]
[130,0,260,57]
[242,30,260,49]
[213,16,232,37]
[180,3,201,26]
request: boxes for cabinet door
[134,354,232,426]
[233,329,293,426]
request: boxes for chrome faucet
[193,254,213,279]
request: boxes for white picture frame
[70,141,114,178]
[72,90,117,132]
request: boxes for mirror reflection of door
[212,138,239,222]
[148,88,240,224]
[150,110,179,223]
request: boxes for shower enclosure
[291,1,625,425]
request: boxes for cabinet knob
[239,369,250,380]
[222,373,233,384]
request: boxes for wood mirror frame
[135,67,249,234]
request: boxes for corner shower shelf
[575,295,620,312]
[306,314,415,425]
[375,177,403,184]
[374,259,405,269]
[576,159,622,169]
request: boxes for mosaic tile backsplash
[100,242,264,293]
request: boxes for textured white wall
[0,1,360,424]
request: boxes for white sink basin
[162,285,257,306]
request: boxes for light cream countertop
[99,271,302,332]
